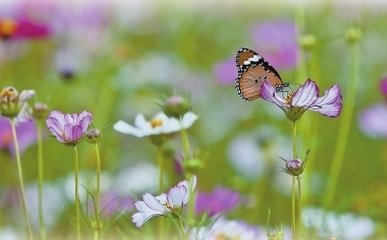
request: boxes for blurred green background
[0,0,387,239]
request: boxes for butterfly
[235,47,289,101]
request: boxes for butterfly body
[235,47,288,101]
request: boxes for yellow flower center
[285,91,295,105]
[214,233,230,240]
[0,19,17,38]
[150,118,163,128]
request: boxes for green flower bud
[163,95,191,118]
[299,34,316,51]
[345,27,362,45]
[184,158,203,174]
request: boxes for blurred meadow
[1,0,387,239]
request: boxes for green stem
[322,37,360,208]
[94,143,101,240]
[37,121,46,240]
[74,146,81,240]
[291,176,296,240]
[296,176,302,240]
[10,119,34,240]
[180,126,191,160]
[178,216,185,237]
[292,121,298,159]
[291,121,301,240]
[156,147,164,192]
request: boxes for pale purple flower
[358,103,387,138]
[250,20,298,70]
[88,192,134,218]
[196,187,240,216]
[260,79,343,121]
[0,116,36,156]
[132,176,196,227]
[46,110,93,146]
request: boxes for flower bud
[280,150,310,177]
[345,27,362,45]
[299,34,316,51]
[285,159,303,176]
[184,157,203,174]
[162,95,191,118]
[85,128,101,144]
[32,102,48,120]
[0,87,35,118]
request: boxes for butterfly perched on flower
[235,47,289,101]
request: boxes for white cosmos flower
[132,176,197,227]
[190,217,266,240]
[114,112,198,137]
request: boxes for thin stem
[37,121,46,240]
[292,121,298,159]
[156,147,164,192]
[296,176,302,240]
[180,126,191,160]
[74,146,81,240]
[291,176,296,240]
[10,119,34,240]
[291,121,301,240]
[94,143,101,240]
[322,37,360,208]
[178,216,185,236]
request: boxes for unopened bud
[163,95,191,118]
[85,128,101,144]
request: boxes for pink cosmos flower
[0,116,36,156]
[46,110,93,146]
[132,176,196,227]
[195,187,241,216]
[250,20,298,70]
[0,18,50,40]
[260,79,343,121]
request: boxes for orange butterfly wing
[235,48,283,101]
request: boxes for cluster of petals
[113,111,198,138]
[132,176,197,227]
[46,110,93,146]
[260,79,342,121]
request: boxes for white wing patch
[243,54,262,65]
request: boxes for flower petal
[291,79,319,107]
[310,84,342,117]
[113,120,145,137]
[260,80,288,107]
[142,193,169,213]
[18,90,35,103]
[167,185,188,208]
[181,112,198,129]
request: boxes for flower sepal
[280,150,310,177]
